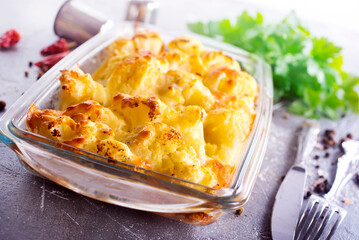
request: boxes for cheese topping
[27,31,258,188]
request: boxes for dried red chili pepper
[0,29,21,48]
[35,50,71,69]
[40,38,76,56]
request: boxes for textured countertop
[1,1,358,239]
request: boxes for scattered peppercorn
[355,173,359,186]
[324,129,336,138]
[314,155,319,160]
[313,178,332,194]
[28,61,33,67]
[347,133,353,139]
[235,208,244,216]
[0,29,21,49]
[0,100,6,112]
[322,129,337,148]
[324,152,330,158]
[304,191,312,200]
[315,165,319,169]
[24,71,29,77]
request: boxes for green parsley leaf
[188,12,359,119]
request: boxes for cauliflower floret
[108,38,136,54]
[26,103,149,169]
[201,51,241,72]
[204,107,254,146]
[92,50,132,83]
[58,67,108,110]
[110,93,172,130]
[165,105,207,162]
[168,36,204,55]
[132,31,165,55]
[106,52,168,99]
[203,66,258,99]
[163,48,206,76]
[27,104,115,144]
[123,122,218,186]
[108,31,164,56]
[204,104,255,165]
[160,69,215,110]
[111,94,207,160]
[63,100,127,139]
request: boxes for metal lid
[54,0,159,43]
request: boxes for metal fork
[295,140,359,240]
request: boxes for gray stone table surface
[0,0,358,239]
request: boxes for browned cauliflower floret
[201,51,241,72]
[204,102,255,165]
[108,31,164,55]
[168,36,204,55]
[203,66,258,99]
[159,69,215,110]
[92,50,132,82]
[110,93,172,130]
[163,48,206,76]
[58,67,108,110]
[106,52,168,98]
[123,122,218,186]
[110,94,207,160]
[132,31,165,55]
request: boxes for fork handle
[324,140,359,200]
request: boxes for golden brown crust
[206,160,235,188]
[113,94,161,121]
[26,31,259,188]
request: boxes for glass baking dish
[0,22,273,225]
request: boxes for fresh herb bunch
[188,12,359,119]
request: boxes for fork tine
[295,200,315,239]
[295,199,319,240]
[312,207,333,240]
[326,209,347,240]
[302,203,329,239]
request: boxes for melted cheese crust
[27,31,258,188]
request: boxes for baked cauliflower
[26,31,258,188]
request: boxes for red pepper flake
[40,38,76,56]
[0,29,21,49]
[34,51,71,69]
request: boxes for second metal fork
[295,140,359,240]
